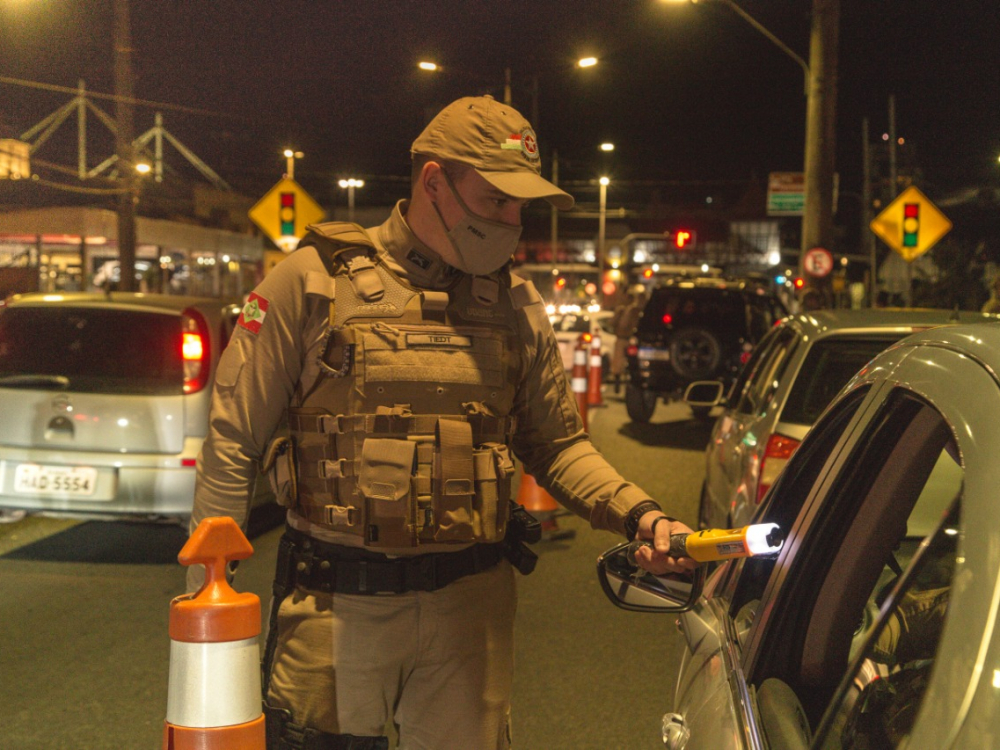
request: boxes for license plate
[14,464,98,496]
[638,347,671,361]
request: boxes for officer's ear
[420,161,446,202]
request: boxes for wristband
[624,500,663,541]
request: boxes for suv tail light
[757,433,801,503]
[181,308,211,394]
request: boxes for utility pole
[800,0,840,304]
[113,0,137,291]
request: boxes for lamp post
[113,0,137,291]
[283,149,303,180]
[598,176,610,303]
[661,0,840,302]
[338,178,364,223]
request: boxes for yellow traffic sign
[870,186,952,262]
[248,177,326,252]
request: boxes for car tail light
[181,308,211,394]
[757,433,801,503]
[662,313,673,325]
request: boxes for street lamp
[338,178,365,223]
[283,149,304,180]
[659,0,839,300]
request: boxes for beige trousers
[267,559,517,750]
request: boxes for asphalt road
[0,391,712,750]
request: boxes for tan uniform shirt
[192,201,655,555]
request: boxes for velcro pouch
[471,442,513,542]
[261,436,297,507]
[359,438,416,547]
[432,418,476,542]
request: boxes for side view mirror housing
[683,380,725,408]
[596,541,705,613]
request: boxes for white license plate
[638,347,671,361]
[14,464,98,496]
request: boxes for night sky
[2,0,998,208]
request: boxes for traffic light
[642,268,654,280]
[903,203,919,248]
[673,229,696,250]
[793,277,805,290]
[280,192,296,236]
[555,277,567,291]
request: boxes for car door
[675,380,878,748]
[675,338,995,749]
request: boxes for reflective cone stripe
[571,339,589,431]
[587,334,604,407]
[163,517,265,750]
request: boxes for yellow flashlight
[667,523,785,562]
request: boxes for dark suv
[624,277,787,422]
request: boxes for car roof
[653,276,776,294]
[3,291,240,313]
[780,308,1000,339]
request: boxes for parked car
[686,308,998,530]
[599,320,1000,749]
[0,292,251,524]
[549,308,615,375]
[624,277,787,423]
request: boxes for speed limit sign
[803,247,834,278]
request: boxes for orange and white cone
[516,472,576,542]
[587,334,605,407]
[572,337,589,431]
[163,517,265,750]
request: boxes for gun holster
[503,503,541,575]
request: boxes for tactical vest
[265,222,541,550]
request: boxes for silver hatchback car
[600,321,1000,749]
[687,309,998,530]
[0,292,243,523]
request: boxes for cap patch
[501,134,523,151]
[500,128,540,161]
[237,292,269,334]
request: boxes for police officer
[190,95,694,750]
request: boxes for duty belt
[281,526,505,595]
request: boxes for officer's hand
[632,511,698,575]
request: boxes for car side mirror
[683,381,725,408]
[597,541,705,613]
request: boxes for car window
[746,390,959,736]
[735,327,797,416]
[637,288,745,334]
[814,498,960,749]
[727,386,871,628]
[780,335,903,425]
[0,306,185,395]
[726,324,784,410]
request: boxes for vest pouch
[261,436,297,508]
[432,418,476,542]
[472,443,514,542]
[359,438,417,548]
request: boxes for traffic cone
[587,333,605,407]
[571,337,589,431]
[517,472,576,541]
[163,517,265,750]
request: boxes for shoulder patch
[237,292,270,334]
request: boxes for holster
[264,703,388,750]
[503,503,541,575]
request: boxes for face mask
[431,171,522,276]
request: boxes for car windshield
[637,288,746,334]
[0,306,184,395]
[781,335,904,424]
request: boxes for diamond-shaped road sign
[870,186,952,263]
[248,177,326,252]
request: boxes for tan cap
[411,95,574,210]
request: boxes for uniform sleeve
[189,250,321,548]
[509,296,657,538]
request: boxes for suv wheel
[625,383,657,422]
[670,328,722,380]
